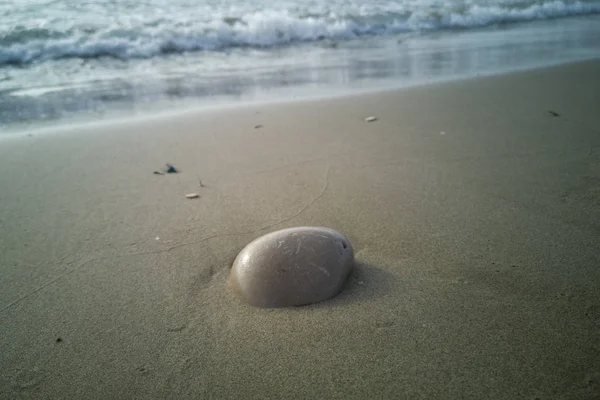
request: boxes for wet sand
[1,60,599,399]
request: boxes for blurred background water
[1,0,599,131]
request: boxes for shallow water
[1,0,599,131]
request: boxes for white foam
[0,0,599,65]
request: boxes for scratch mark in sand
[0,165,331,315]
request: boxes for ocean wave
[1,0,599,66]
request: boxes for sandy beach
[1,60,599,399]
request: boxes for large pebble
[228,227,354,308]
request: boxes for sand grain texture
[1,60,599,399]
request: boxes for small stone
[228,227,354,308]
[153,171,164,175]
[165,164,177,173]
[185,193,200,199]
[56,337,63,343]
[365,116,377,122]
[254,125,263,129]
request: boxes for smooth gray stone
[228,227,354,308]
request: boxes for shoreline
[2,57,599,138]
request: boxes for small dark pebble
[167,324,187,332]
[165,163,177,173]
[548,110,560,117]
[56,337,63,343]
[153,171,164,175]
[254,125,263,129]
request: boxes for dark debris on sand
[165,163,178,173]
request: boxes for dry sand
[1,60,599,399]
